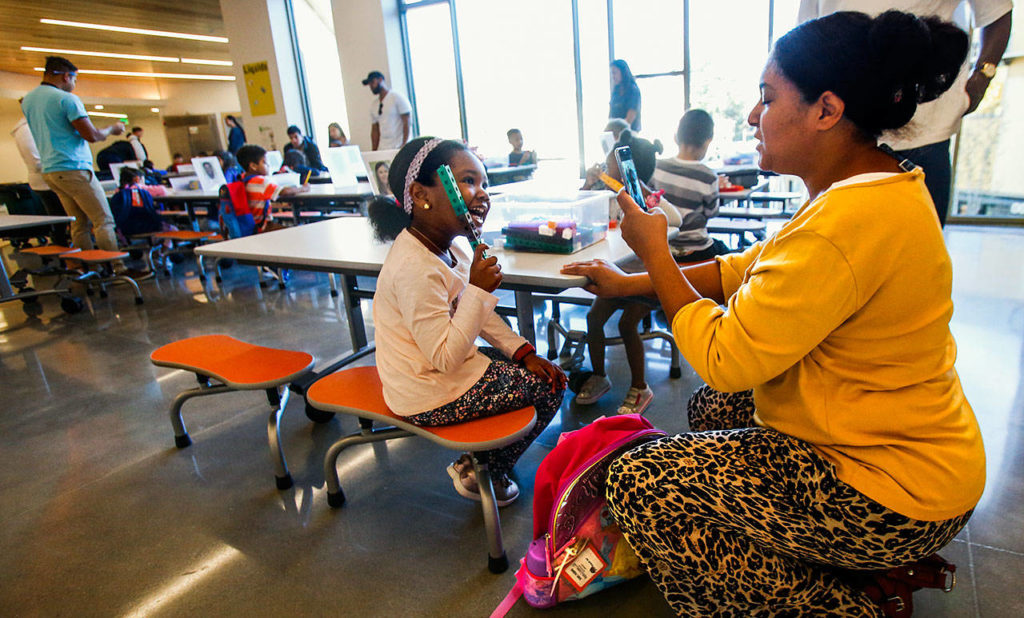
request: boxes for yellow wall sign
[243,61,276,117]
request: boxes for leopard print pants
[606,385,972,617]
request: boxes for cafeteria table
[0,214,76,308]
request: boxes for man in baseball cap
[363,71,412,150]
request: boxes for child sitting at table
[505,128,536,167]
[235,144,310,232]
[216,150,244,184]
[109,167,176,246]
[280,149,319,180]
[576,113,725,415]
[368,136,567,506]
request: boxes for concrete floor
[0,225,1021,617]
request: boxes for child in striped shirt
[576,110,728,415]
[236,144,309,231]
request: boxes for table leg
[187,203,200,232]
[514,290,536,346]
[0,252,14,298]
[341,274,368,350]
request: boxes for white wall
[332,0,409,151]
[220,0,307,152]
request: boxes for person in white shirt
[128,126,148,163]
[11,113,70,245]
[363,71,412,150]
[368,136,567,506]
[798,0,1013,225]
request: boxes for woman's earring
[422,202,431,210]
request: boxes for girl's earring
[422,202,431,210]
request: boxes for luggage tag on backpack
[438,164,487,258]
[553,538,607,593]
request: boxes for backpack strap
[489,561,527,618]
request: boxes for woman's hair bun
[773,9,969,138]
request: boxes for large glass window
[611,0,686,149]
[405,2,463,139]
[290,0,348,150]
[578,0,612,167]
[952,62,1024,220]
[771,0,801,46]
[457,0,579,166]
[687,2,771,165]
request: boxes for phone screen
[613,146,647,211]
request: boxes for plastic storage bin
[486,191,611,254]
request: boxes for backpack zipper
[548,428,664,557]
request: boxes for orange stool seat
[64,249,129,262]
[151,334,315,389]
[307,365,538,574]
[203,234,224,242]
[308,366,536,450]
[153,230,214,241]
[150,334,315,490]
[21,245,81,256]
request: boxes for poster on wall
[243,61,277,117]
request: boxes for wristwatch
[977,62,998,79]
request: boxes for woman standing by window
[609,59,642,131]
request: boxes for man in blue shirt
[21,56,133,270]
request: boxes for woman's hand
[469,243,501,293]
[523,353,568,393]
[560,258,644,297]
[617,189,670,263]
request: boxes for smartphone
[437,164,486,255]
[613,145,647,211]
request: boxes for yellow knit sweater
[672,170,984,521]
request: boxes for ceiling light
[89,111,129,119]
[22,46,231,66]
[94,104,104,110]
[150,108,160,113]
[39,18,228,43]
[34,67,234,81]
[180,58,233,67]
[21,46,179,63]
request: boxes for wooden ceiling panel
[0,0,232,79]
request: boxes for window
[611,0,687,150]
[457,0,579,165]
[688,1,771,164]
[288,0,348,150]
[578,0,612,166]
[404,2,463,139]
[952,61,1024,220]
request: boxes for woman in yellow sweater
[562,10,984,616]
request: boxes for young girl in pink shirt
[369,137,567,506]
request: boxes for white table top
[276,182,374,201]
[195,217,639,291]
[0,214,75,231]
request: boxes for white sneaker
[575,374,612,405]
[617,385,654,416]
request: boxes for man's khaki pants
[42,169,123,268]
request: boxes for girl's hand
[469,243,501,292]
[617,189,669,263]
[561,259,637,298]
[523,353,567,393]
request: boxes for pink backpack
[492,414,665,616]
